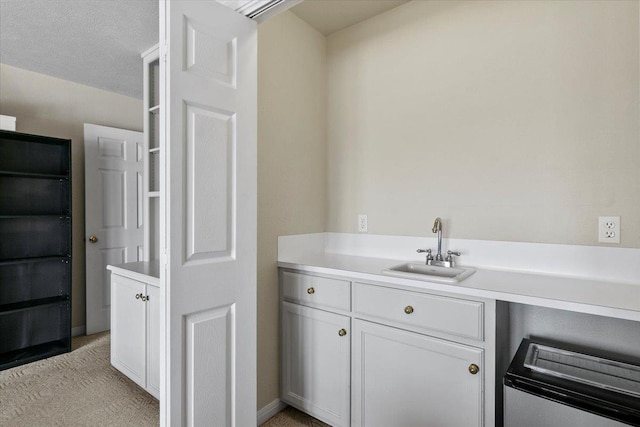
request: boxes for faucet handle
[417,248,434,263]
[445,250,461,261]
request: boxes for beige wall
[257,11,327,408]
[327,0,640,247]
[0,63,143,328]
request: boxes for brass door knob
[338,329,347,337]
[404,305,414,314]
[89,235,98,243]
[468,364,479,375]
[307,287,315,294]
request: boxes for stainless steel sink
[381,262,476,284]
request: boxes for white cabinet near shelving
[352,319,483,427]
[111,274,146,386]
[108,262,160,399]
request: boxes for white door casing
[160,1,257,425]
[84,124,144,334]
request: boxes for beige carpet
[0,332,159,427]
[261,407,330,427]
[0,332,326,427]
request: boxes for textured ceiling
[290,0,410,36]
[0,0,158,99]
[0,0,408,98]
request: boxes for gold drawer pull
[404,305,414,314]
[307,287,315,294]
[135,293,141,299]
[338,329,347,337]
[468,364,479,375]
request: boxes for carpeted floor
[261,407,329,427]
[0,332,159,426]
[0,333,326,426]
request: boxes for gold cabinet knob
[468,364,479,375]
[89,235,98,243]
[307,287,315,294]
[135,293,141,299]
[141,295,149,302]
[338,328,347,337]
[404,305,414,314]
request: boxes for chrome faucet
[432,217,443,261]
[416,217,461,267]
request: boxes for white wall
[257,11,327,408]
[326,0,640,248]
[0,63,143,329]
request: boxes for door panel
[184,104,234,262]
[161,1,257,425]
[84,124,143,334]
[111,275,146,387]
[282,302,351,427]
[352,320,483,427]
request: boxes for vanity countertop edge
[107,261,160,287]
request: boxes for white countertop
[278,253,640,322]
[107,261,160,287]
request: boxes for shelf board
[0,340,70,370]
[0,214,70,219]
[0,170,69,180]
[0,295,69,315]
[149,147,161,153]
[149,105,160,114]
[0,255,70,266]
[147,191,160,198]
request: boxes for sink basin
[381,262,476,284]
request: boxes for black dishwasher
[504,339,640,426]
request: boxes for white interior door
[84,124,144,334]
[160,1,257,425]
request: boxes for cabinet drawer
[353,282,483,340]
[282,271,350,312]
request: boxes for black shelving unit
[0,130,71,370]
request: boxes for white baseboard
[71,325,86,337]
[257,398,286,425]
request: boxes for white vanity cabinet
[351,281,487,427]
[108,262,160,399]
[280,268,496,427]
[280,271,352,427]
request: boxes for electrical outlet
[598,216,620,244]
[358,214,368,233]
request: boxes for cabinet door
[352,320,483,427]
[281,302,350,427]
[111,274,146,388]
[146,284,160,399]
